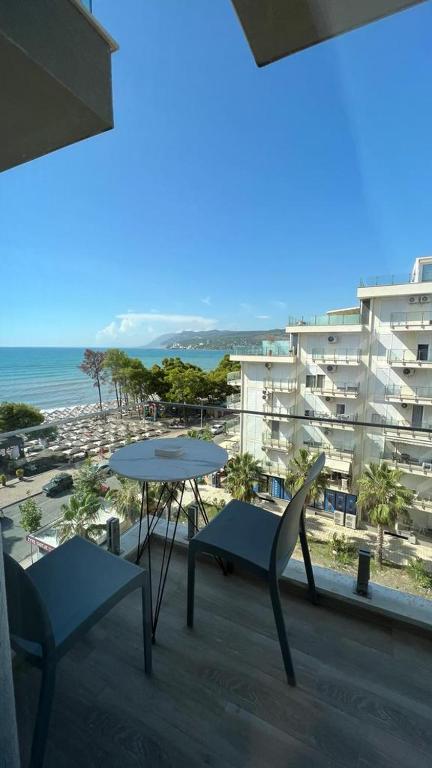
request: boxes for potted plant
[0,474,7,487]
[15,468,24,481]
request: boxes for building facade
[230,257,432,530]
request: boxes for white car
[210,423,225,436]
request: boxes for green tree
[56,492,103,544]
[225,453,262,502]
[19,498,43,533]
[285,448,328,506]
[108,478,141,524]
[122,359,152,411]
[79,349,107,412]
[187,427,212,441]
[357,462,414,566]
[103,348,130,409]
[207,355,240,403]
[0,402,44,432]
[74,460,106,496]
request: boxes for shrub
[0,474,6,487]
[407,558,432,590]
[15,468,24,480]
[329,532,357,567]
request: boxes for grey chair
[187,453,325,686]
[4,535,152,768]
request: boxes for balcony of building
[382,451,432,477]
[387,350,432,368]
[309,349,362,366]
[230,341,296,364]
[303,440,353,473]
[310,382,360,398]
[262,433,293,453]
[12,539,432,768]
[227,371,241,386]
[384,384,432,405]
[262,404,296,423]
[286,311,362,334]
[309,411,358,432]
[0,0,117,172]
[377,417,432,447]
[263,379,297,393]
[226,393,241,410]
[390,310,432,331]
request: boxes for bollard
[187,504,199,540]
[355,548,371,597]
[106,516,120,555]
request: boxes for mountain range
[145,329,286,350]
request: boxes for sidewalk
[0,467,79,509]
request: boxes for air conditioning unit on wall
[403,368,415,377]
[408,295,431,304]
[327,365,337,373]
[328,335,338,344]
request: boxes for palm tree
[56,492,103,544]
[225,452,262,502]
[108,478,141,524]
[357,462,414,566]
[285,448,327,506]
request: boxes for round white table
[109,437,228,639]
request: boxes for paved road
[1,486,76,562]
[1,475,121,563]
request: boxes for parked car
[42,473,73,497]
[210,423,225,436]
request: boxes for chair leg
[187,547,195,628]
[142,578,152,675]
[30,660,56,768]
[299,510,319,605]
[269,577,296,686]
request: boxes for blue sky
[1,0,432,347]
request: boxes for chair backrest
[3,553,54,656]
[270,453,326,576]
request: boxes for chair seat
[27,536,145,655]
[191,500,281,572]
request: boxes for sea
[0,348,225,411]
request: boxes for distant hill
[145,329,286,350]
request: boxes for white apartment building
[229,257,432,530]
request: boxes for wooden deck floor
[14,544,432,768]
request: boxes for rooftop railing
[287,313,361,326]
[359,273,414,288]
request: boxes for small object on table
[110,437,227,640]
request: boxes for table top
[109,437,228,482]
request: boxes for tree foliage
[79,349,107,411]
[56,492,103,544]
[0,402,44,432]
[19,497,43,533]
[285,448,328,506]
[357,462,413,566]
[108,478,142,524]
[225,452,262,502]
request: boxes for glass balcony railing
[390,310,432,328]
[231,341,295,357]
[263,379,297,392]
[310,349,361,364]
[359,273,414,287]
[385,384,432,401]
[309,382,360,397]
[387,350,432,364]
[79,0,93,11]
[287,313,361,326]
